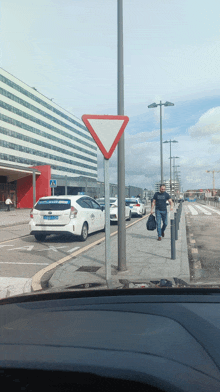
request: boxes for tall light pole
[169,156,179,200]
[163,140,178,195]
[176,171,181,194]
[206,170,220,196]
[173,165,180,199]
[117,0,126,271]
[148,101,174,184]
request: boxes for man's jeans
[155,210,168,237]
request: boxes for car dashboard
[1,288,220,391]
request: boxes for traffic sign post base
[104,158,111,285]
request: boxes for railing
[197,198,220,208]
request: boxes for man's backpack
[146,214,156,231]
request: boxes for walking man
[5,196,13,211]
[150,184,173,241]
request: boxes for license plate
[43,216,58,220]
[130,206,133,208]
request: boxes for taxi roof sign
[82,115,129,159]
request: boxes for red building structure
[0,163,51,209]
[17,165,51,208]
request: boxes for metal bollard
[178,205,181,228]
[177,208,180,231]
[171,219,176,259]
[174,212,178,240]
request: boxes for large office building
[0,68,98,207]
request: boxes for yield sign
[82,115,129,159]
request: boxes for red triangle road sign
[82,115,129,159]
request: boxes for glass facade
[0,68,98,179]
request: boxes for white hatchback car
[29,195,105,242]
[125,198,146,217]
[96,197,131,222]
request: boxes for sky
[0,0,220,191]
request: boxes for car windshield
[96,199,117,206]
[0,0,220,304]
[35,199,71,211]
[126,199,139,204]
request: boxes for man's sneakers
[162,232,165,237]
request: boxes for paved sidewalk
[0,209,31,227]
[48,204,189,290]
[0,204,189,295]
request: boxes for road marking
[67,247,80,253]
[36,246,67,252]
[194,204,211,215]
[187,205,198,215]
[0,262,49,265]
[32,214,149,291]
[8,245,34,251]
[190,239,196,244]
[0,235,32,245]
[0,244,13,248]
[201,205,220,215]
[191,248,198,253]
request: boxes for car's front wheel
[34,234,47,242]
[128,211,131,221]
[79,222,88,241]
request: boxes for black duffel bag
[146,214,156,231]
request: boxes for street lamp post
[163,140,178,196]
[173,164,180,201]
[169,156,179,202]
[117,0,126,272]
[148,101,174,184]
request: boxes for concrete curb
[0,221,30,228]
[175,204,190,282]
[31,214,149,292]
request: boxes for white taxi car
[125,198,146,217]
[29,195,105,242]
[96,197,131,222]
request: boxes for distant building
[143,189,154,199]
[154,180,179,195]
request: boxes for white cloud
[189,107,220,138]
[97,118,220,191]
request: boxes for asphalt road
[185,201,220,285]
[2,201,220,295]
[0,214,145,290]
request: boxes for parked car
[29,195,105,242]
[125,198,146,216]
[96,197,131,222]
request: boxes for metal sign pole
[81,114,129,286]
[32,169,36,207]
[104,158,112,287]
[117,0,126,271]
[65,175,67,195]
